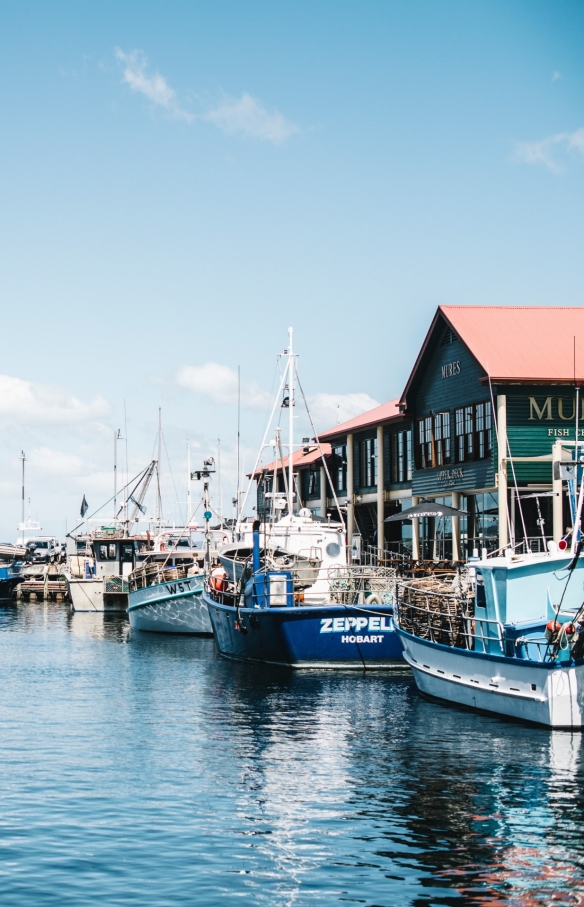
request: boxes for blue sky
[0,1,583,538]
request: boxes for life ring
[209,566,227,592]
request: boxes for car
[26,537,61,565]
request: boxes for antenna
[218,438,223,529]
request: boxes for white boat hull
[66,576,128,612]
[128,575,211,634]
[398,629,584,728]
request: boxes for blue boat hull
[0,565,22,601]
[203,590,403,668]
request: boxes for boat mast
[187,440,192,524]
[155,408,163,527]
[113,429,121,519]
[20,451,25,543]
[287,327,294,516]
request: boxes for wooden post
[319,465,327,519]
[412,495,420,562]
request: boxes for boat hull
[204,591,403,668]
[66,577,128,613]
[128,575,211,634]
[397,628,584,728]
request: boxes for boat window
[476,572,486,608]
[121,544,134,562]
[98,544,118,561]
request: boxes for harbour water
[1,602,583,906]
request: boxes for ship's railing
[395,575,554,662]
[361,544,412,569]
[129,562,200,592]
[327,565,396,605]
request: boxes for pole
[187,441,192,524]
[156,408,163,525]
[236,366,241,518]
[20,451,25,542]
[288,327,294,515]
[218,438,222,529]
[114,429,118,518]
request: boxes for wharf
[15,566,69,603]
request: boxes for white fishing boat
[128,459,231,634]
[394,547,584,727]
[65,459,157,613]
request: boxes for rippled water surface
[1,602,583,905]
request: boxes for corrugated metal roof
[442,305,584,382]
[250,444,332,478]
[318,399,403,440]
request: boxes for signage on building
[441,361,461,379]
[528,396,584,422]
[437,468,464,487]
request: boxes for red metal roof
[318,399,403,440]
[250,443,332,478]
[442,305,584,382]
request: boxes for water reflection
[1,604,584,905]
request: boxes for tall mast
[20,451,25,541]
[236,366,241,518]
[155,408,163,525]
[217,438,222,529]
[187,440,192,523]
[113,429,121,518]
[288,327,294,515]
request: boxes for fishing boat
[128,459,231,634]
[394,546,584,728]
[0,543,26,600]
[203,330,403,669]
[65,460,157,613]
[65,526,139,612]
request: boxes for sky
[0,0,583,539]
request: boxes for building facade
[255,305,584,563]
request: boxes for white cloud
[115,48,193,122]
[204,93,300,144]
[308,393,381,432]
[552,71,562,82]
[514,127,584,173]
[177,363,272,411]
[28,447,84,476]
[0,375,110,425]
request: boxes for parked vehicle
[26,537,61,565]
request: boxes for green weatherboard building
[399,305,584,560]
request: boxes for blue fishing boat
[0,544,25,600]
[203,330,403,668]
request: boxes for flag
[129,495,146,514]
[80,495,88,517]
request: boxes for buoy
[209,566,227,592]
[545,620,561,642]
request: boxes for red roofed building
[401,305,583,560]
[251,305,582,563]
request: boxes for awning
[384,501,466,522]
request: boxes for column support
[411,495,420,562]
[451,491,460,562]
[376,425,385,553]
[346,432,354,555]
[319,465,327,520]
[497,394,509,550]
[552,439,564,544]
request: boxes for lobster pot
[397,576,474,649]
